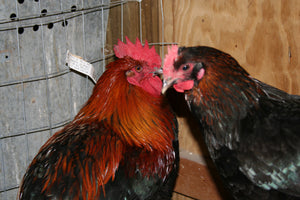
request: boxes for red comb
[163,45,179,77]
[114,36,161,68]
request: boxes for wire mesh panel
[0,0,176,199]
[0,0,110,199]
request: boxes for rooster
[160,45,300,200]
[18,38,179,200]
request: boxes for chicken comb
[114,36,161,68]
[163,45,179,76]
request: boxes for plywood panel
[163,0,300,94]
[172,193,195,200]
[172,158,231,200]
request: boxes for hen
[161,45,300,200]
[18,38,179,200]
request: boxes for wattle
[174,80,194,93]
[140,75,163,97]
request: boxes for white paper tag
[66,50,97,84]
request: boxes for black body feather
[174,46,300,200]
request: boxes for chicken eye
[135,65,143,72]
[182,64,190,71]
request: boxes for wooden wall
[106,1,300,200]
[162,0,300,199]
[163,0,300,94]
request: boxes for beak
[162,77,176,94]
[152,67,163,77]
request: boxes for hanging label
[66,50,97,84]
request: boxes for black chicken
[161,45,300,200]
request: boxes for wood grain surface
[163,0,300,94]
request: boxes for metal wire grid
[0,0,175,199]
[0,0,111,199]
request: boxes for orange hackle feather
[19,39,176,200]
[77,57,175,151]
[69,58,175,198]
